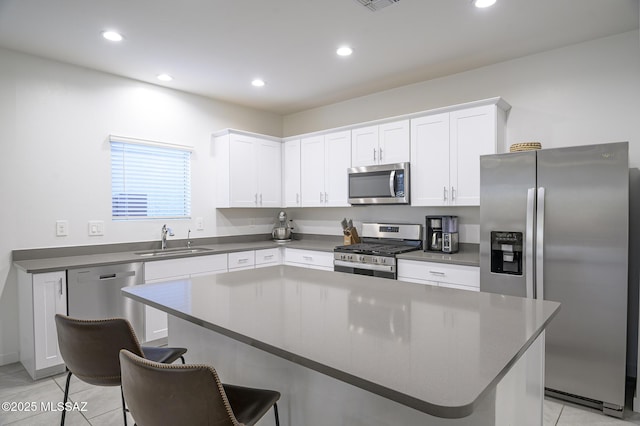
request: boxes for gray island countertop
[122,265,559,419]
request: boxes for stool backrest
[55,314,144,386]
[119,349,241,426]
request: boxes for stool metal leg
[273,402,280,426]
[180,355,185,364]
[120,386,128,426]
[60,371,72,426]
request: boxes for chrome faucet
[187,229,192,249]
[161,224,174,250]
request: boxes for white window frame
[110,135,192,220]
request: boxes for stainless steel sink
[134,247,213,257]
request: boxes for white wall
[0,47,283,364]
[284,31,640,165]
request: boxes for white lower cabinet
[397,260,480,292]
[143,254,228,342]
[284,248,334,271]
[18,270,67,379]
[228,250,256,271]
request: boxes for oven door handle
[334,260,395,273]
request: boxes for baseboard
[0,351,19,366]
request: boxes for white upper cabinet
[411,104,505,206]
[301,130,351,207]
[283,139,301,207]
[351,120,410,167]
[214,130,282,208]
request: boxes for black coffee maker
[425,216,459,253]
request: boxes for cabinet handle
[451,187,456,201]
[260,193,263,205]
[264,254,274,259]
[429,270,446,276]
[238,258,249,263]
[379,148,383,161]
[324,192,328,204]
[296,193,299,204]
[443,186,448,201]
[303,256,313,261]
[320,192,323,203]
[373,148,377,161]
[59,278,63,296]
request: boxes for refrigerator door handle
[536,187,545,300]
[525,188,535,299]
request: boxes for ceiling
[0,0,637,115]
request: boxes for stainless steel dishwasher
[67,263,144,338]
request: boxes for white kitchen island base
[169,315,545,426]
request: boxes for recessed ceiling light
[474,0,496,8]
[251,79,266,87]
[157,74,173,82]
[102,31,123,42]
[337,46,353,57]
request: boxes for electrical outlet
[88,220,104,236]
[196,217,204,231]
[56,220,68,237]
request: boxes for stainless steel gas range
[333,223,422,279]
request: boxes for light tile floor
[2,361,640,425]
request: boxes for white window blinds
[110,136,192,220]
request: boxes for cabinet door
[450,105,497,206]
[229,134,258,207]
[301,135,326,207]
[351,125,379,167]
[324,131,351,207]
[379,120,410,165]
[33,271,66,370]
[283,140,301,207]
[257,139,282,207]
[410,113,450,206]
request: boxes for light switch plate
[56,220,68,237]
[196,217,204,230]
[88,220,104,236]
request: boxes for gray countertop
[13,236,479,274]
[397,243,479,266]
[122,265,559,419]
[12,237,341,274]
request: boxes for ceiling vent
[355,0,400,12]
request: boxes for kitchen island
[122,265,559,425]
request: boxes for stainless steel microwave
[348,162,410,205]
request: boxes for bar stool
[54,314,187,426]
[119,349,281,426]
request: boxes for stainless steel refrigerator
[479,142,629,417]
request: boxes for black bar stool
[55,314,187,426]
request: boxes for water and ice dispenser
[490,231,523,275]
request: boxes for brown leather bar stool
[54,314,187,426]
[119,349,281,426]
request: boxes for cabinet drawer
[255,248,282,267]
[284,248,334,270]
[422,262,479,287]
[145,254,228,280]
[228,250,256,270]
[398,260,479,288]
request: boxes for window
[110,136,192,220]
